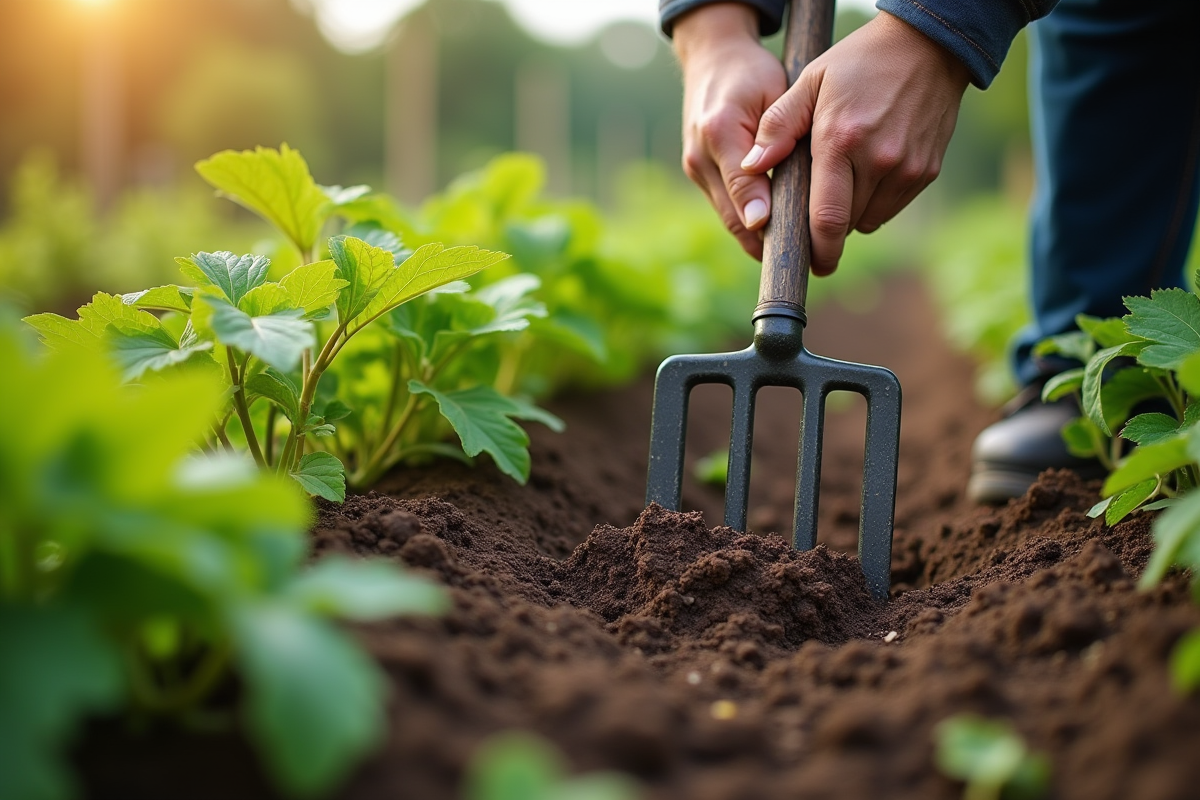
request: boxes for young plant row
[0,320,447,800]
[1036,284,1200,690]
[26,145,564,500]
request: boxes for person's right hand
[673,3,787,260]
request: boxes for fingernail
[741,145,765,170]
[743,198,769,228]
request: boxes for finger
[807,147,855,276]
[742,65,821,174]
[693,157,765,259]
[695,113,774,232]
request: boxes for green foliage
[1043,285,1200,696]
[25,146,539,497]
[0,151,259,311]
[465,732,640,800]
[924,195,1030,402]
[934,715,1050,800]
[0,318,446,800]
[693,449,729,487]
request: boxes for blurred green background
[0,0,1047,398]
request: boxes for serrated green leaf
[280,260,348,317]
[1141,489,1200,588]
[1061,416,1102,458]
[0,605,124,800]
[343,223,409,259]
[204,298,315,372]
[1171,628,1200,694]
[1033,331,1093,363]
[24,311,101,351]
[1077,314,1141,348]
[502,393,565,433]
[26,292,163,351]
[238,282,293,317]
[290,452,346,501]
[196,145,331,255]
[348,243,510,334]
[529,313,609,363]
[122,285,194,313]
[329,235,400,325]
[1122,413,1180,445]
[108,323,213,381]
[1104,434,1191,497]
[1124,290,1200,370]
[409,381,549,483]
[1099,367,1166,433]
[285,557,448,620]
[1106,478,1158,525]
[232,604,384,797]
[470,274,547,335]
[1082,343,1148,435]
[178,252,271,306]
[1041,368,1084,402]
[245,369,301,421]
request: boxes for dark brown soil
[80,277,1200,800]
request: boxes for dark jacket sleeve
[659,0,1058,90]
[659,0,787,37]
[875,0,1058,88]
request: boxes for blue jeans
[1012,0,1200,385]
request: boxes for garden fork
[645,0,901,601]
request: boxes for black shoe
[967,382,1106,504]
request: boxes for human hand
[741,11,971,275]
[673,3,788,260]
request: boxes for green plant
[0,317,447,800]
[24,145,526,499]
[1035,288,1200,525]
[465,732,640,800]
[934,715,1050,800]
[1037,283,1200,696]
[924,194,1030,403]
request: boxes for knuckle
[824,120,870,153]
[811,204,851,238]
[758,103,790,137]
[682,150,706,181]
[697,110,734,142]
[719,209,746,236]
[724,170,759,201]
[870,147,903,175]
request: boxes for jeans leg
[1013,0,1200,386]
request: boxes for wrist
[873,10,971,90]
[672,3,761,65]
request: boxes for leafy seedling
[934,715,1050,800]
[465,732,640,800]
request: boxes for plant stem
[380,342,407,437]
[210,422,234,453]
[354,393,421,486]
[282,325,346,473]
[264,405,277,465]
[227,350,266,467]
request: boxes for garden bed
[79,277,1200,800]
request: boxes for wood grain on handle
[754,0,836,324]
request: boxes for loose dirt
[80,277,1200,800]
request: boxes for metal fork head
[645,316,901,600]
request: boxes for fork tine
[646,358,692,511]
[724,381,756,530]
[857,367,901,601]
[792,381,826,551]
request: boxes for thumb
[740,65,821,174]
